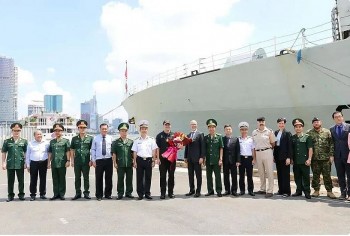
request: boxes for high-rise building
[80,94,98,130]
[0,57,18,122]
[44,95,63,113]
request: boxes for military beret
[53,123,64,131]
[206,119,217,127]
[139,120,149,127]
[312,117,320,123]
[257,117,265,121]
[76,119,88,127]
[118,122,129,130]
[10,122,22,130]
[163,120,171,125]
[238,122,249,129]
[292,118,304,127]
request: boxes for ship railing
[129,21,333,96]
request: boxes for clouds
[92,78,123,94]
[17,67,35,85]
[100,0,254,83]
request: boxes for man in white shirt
[132,120,158,200]
[91,123,114,201]
[26,130,49,201]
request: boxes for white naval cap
[238,121,249,129]
[138,120,149,127]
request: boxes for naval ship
[122,0,350,136]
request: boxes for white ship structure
[26,112,76,141]
[122,0,350,136]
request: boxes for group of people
[1,110,350,202]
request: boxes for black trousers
[223,161,238,193]
[334,157,350,195]
[136,157,153,197]
[275,157,291,195]
[159,157,176,195]
[239,156,254,193]
[30,160,48,197]
[187,159,202,194]
[95,158,113,198]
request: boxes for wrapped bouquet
[162,132,192,163]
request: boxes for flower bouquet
[162,132,192,163]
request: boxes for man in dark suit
[330,111,350,200]
[222,124,241,196]
[273,118,292,197]
[184,120,205,197]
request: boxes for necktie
[337,126,342,137]
[102,136,106,156]
[227,137,230,146]
[190,132,195,139]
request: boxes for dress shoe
[116,195,123,200]
[125,195,134,199]
[305,194,311,199]
[194,193,201,198]
[105,196,113,199]
[255,190,266,195]
[72,195,81,200]
[265,193,273,198]
[282,194,290,198]
[292,192,302,197]
[327,192,336,199]
[84,194,91,200]
[6,197,14,202]
[231,192,238,197]
[160,195,166,200]
[248,191,255,196]
[223,191,230,196]
[145,195,153,200]
[97,198,102,201]
[30,196,36,201]
[205,192,214,197]
[217,193,222,197]
[50,195,59,200]
[60,196,65,200]
[40,195,47,200]
[137,196,143,200]
[311,190,320,197]
[19,196,25,201]
[185,191,195,196]
[239,192,245,196]
[168,194,175,199]
[338,193,346,200]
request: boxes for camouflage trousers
[311,160,333,191]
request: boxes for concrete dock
[0,166,349,235]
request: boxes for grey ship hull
[122,39,350,136]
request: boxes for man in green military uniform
[112,122,134,200]
[291,118,313,199]
[48,123,70,200]
[204,119,223,197]
[307,117,336,199]
[1,123,28,202]
[71,120,93,200]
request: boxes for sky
[0,0,335,121]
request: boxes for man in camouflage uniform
[307,117,336,199]
[204,119,223,197]
[1,123,28,202]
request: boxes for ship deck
[0,167,349,234]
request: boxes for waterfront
[0,167,348,234]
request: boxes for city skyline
[0,0,335,122]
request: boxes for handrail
[127,21,333,96]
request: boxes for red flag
[125,60,128,93]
